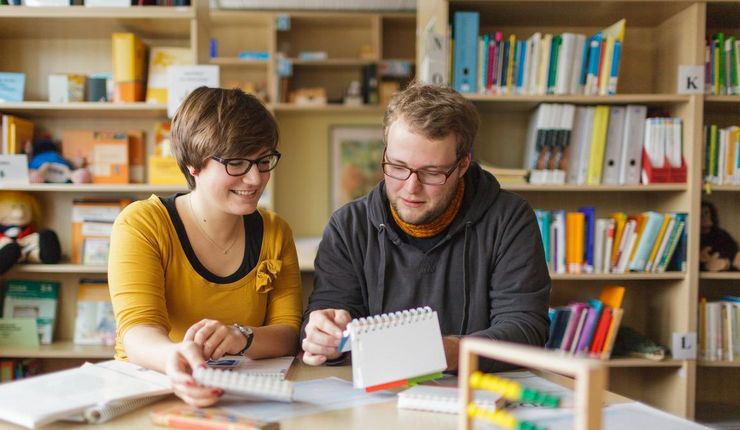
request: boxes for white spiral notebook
[193,367,294,402]
[397,385,502,414]
[340,307,447,389]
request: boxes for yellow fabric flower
[255,259,282,293]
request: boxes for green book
[2,280,60,345]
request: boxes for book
[0,360,170,429]
[73,280,115,346]
[112,32,147,102]
[397,385,501,414]
[151,405,279,430]
[145,47,193,104]
[70,198,130,265]
[192,367,294,402]
[339,307,447,390]
[0,72,25,102]
[2,279,59,345]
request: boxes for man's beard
[390,179,459,225]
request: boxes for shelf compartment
[0,341,113,359]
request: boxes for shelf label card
[677,65,704,94]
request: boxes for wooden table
[0,362,631,430]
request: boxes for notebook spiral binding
[351,306,435,333]
[193,367,294,403]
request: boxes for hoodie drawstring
[373,224,389,316]
[459,222,472,335]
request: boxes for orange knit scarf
[390,180,465,238]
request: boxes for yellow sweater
[108,195,302,360]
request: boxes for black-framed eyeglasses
[210,151,281,176]
[381,150,462,186]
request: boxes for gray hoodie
[304,163,551,368]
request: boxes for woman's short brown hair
[171,87,279,189]
[383,82,479,159]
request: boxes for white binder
[618,104,648,184]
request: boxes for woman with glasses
[108,87,301,407]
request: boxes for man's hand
[302,309,352,366]
[442,336,461,372]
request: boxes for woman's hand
[184,319,246,360]
[164,340,223,407]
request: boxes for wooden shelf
[698,360,740,368]
[289,58,377,66]
[10,239,321,273]
[0,102,167,118]
[705,95,740,103]
[465,94,690,112]
[703,183,740,192]
[0,6,194,38]
[550,273,685,281]
[503,183,687,192]
[606,358,684,368]
[0,184,186,193]
[700,272,740,280]
[0,5,194,19]
[0,341,113,359]
[209,57,269,67]
[272,103,385,113]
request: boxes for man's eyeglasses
[211,151,281,176]
[381,151,462,186]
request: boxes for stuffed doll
[0,191,61,274]
[700,200,740,272]
[25,138,92,184]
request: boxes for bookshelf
[1,0,737,423]
[699,2,740,426]
[417,0,710,420]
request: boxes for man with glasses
[301,83,551,371]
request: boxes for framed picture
[331,126,385,211]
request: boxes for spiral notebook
[0,360,171,429]
[397,385,502,414]
[193,367,294,402]
[340,307,447,390]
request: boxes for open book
[0,360,171,429]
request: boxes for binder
[341,307,447,390]
[601,106,626,184]
[452,12,479,93]
[618,105,647,184]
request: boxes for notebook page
[350,307,447,388]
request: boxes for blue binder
[452,11,479,93]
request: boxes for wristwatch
[233,324,254,356]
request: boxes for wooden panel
[277,14,378,60]
[382,15,416,60]
[608,366,691,417]
[273,110,383,237]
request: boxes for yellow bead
[469,371,483,388]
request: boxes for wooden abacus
[458,338,607,430]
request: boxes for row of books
[524,103,685,185]
[699,297,740,362]
[546,286,624,359]
[704,124,740,185]
[0,359,40,384]
[451,11,625,96]
[705,33,740,96]
[1,279,116,347]
[535,209,687,274]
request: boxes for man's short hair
[383,82,480,159]
[171,86,279,189]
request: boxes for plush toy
[25,138,92,184]
[0,191,61,274]
[700,200,740,272]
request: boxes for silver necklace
[188,194,240,255]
